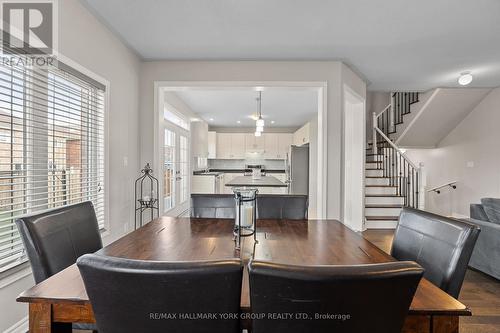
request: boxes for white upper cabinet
[293,122,310,146]
[263,133,278,158]
[277,133,293,159]
[216,133,246,159]
[245,133,265,152]
[191,121,208,157]
[216,133,232,159]
[231,133,246,159]
[215,132,292,159]
[207,131,216,159]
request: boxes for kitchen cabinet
[293,122,310,146]
[263,134,278,159]
[208,131,216,159]
[216,133,246,159]
[245,133,265,153]
[215,132,292,159]
[216,133,232,159]
[277,133,293,159]
[262,133,292,159]
[232,134,246,158]
[191,121,208,157]
[191,175,216,194]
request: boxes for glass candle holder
[233,188,258,249]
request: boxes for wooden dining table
[17,217,470,333]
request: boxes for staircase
[365,93,421,229]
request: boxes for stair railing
[371,100,424,210]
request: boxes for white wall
[139,61,367,220]
[340,65,367,225]
[406,88,500,217]
[0,0,141,331]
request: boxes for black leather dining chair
[16,201,102,332]
[191,194,236,218]
[77,254,243,333]
[256,194,308,220]
[15,201,103,284]
[391,207,480,298]
[249,260,423,333]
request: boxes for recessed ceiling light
[209,118,214,121]
[237,120,241,124]
[458,72,473,86]
[271,120,275,124]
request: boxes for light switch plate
[466,161,474,168]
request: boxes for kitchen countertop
[225,175,287,188]
[192,171,223,176]
[193,169,286,176]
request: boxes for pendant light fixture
[255,91,264,136]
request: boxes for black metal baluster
[415,170,420,209]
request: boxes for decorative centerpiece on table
[134,163,159,229]
[233,188,258,250]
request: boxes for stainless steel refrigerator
[286,145,309,195]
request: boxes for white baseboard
[366,221,398,229]
[3,315,28,333]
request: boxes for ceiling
[81,0,500,91]
[173,89,318,128]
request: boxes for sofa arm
[461,218,500,280]
[470,204,489,222]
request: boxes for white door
[162,125,190,216]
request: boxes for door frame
[342,85,366,231]
[154,81,328,219]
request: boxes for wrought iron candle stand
[134,163,159,229]
[233,188,258,250]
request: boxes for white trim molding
[3,316,28,333]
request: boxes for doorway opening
[155,82,327,219]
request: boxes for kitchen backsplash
[208,159,286,170]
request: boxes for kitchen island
[225,175,287,188]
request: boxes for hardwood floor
[363,229,500,333]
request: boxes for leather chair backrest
[191,194,236,218]
[256,195,308,220]
[249,260,423,333]
[15,201,102,283]
[391,207,480,298]
[78,254,243,333]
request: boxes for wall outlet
[123,156,128,167]
[466,161,474,168]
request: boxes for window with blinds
[0,61,105,273]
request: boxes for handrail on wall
[427,181,458,194]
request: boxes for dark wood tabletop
[17,217,470,317]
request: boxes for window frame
[0,54,110,279]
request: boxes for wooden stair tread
[366,161,382,164]
[365,185,397,188]
[365,204,403,208]
[365,194,404,197]
[365,216,399,221]
[366,176,390,179]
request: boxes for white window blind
[0,61,105,273]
